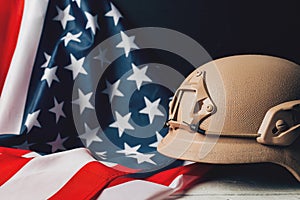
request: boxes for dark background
[113,0,300,64]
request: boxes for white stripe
[0,0,49,135]
[99,161,118,167]
[22,151,41,158]
[98,174,194,200]
[98,180,175,200]
[183,161,195,166]
[0,148,95,199]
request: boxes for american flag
[0,0,209,199]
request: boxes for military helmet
[158,55,300,181]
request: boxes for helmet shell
[158,55,300,181]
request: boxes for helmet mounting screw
[275,119,288,132]
[196,71,202,77]
[206,104,214,112]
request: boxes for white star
[65,54,87,80]
[127,63,152,90]
[72,89,94,114]
[53,5,75,29]
[149,131,164,148]
[105,2,123,26]
[139,97,164,124]
[72,0,81,7]
[25,110,41,133]
[61,31,82,47]
[95,151,107,160]
[117,143,141,156]
[41,66,59,87]
[48,134,67,152]
[79,123,102,147]
[109,112,134,137]
[41,53,51,68]
[85,12,100,35]
[93,48,110,67]
[116,31,139,57]
[128,153,156,165]
[102,79,124,103]
[49,97,66,123]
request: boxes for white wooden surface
[172,163,300,199]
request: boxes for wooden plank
[173,163,300,199]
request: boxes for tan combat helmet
[157,55,300,181]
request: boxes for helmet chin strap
[257,100,300,146]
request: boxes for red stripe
[49,161,127,200]
[0,0,24,93]
[145,163,211,186]
[107,163,211,190]
[112,164,140,173]
[0,147,32,186]
[0,147,31,157]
